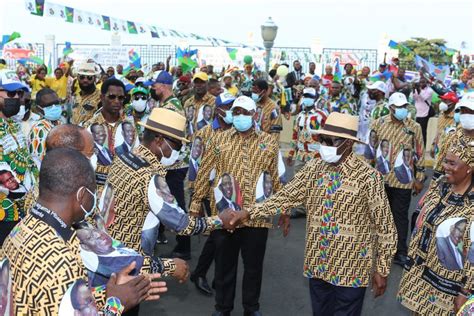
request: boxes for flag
[63,42,73,57]
[47,53,52,76]
[18,55,44,65]
[44,2,65,19]
[150,26,159,38]
[369,70,393,82]
[176,48,198,74]
[333,58,342,83]
[127,21,138,34]
[102,16,111,30]
[0,32,21,49]
[128,49,141,69]
[388,40,411,54]
[439,45,457,57]
[65,7,74,22]
[226,48,238,60]
[415,55,450,82]
[135,23,148,35]
[29,0,44,16]
[73,9,86,25]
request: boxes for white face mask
[460,114,474,130]
[132,99,147,113]
[89,153,98,170]
[160,138,181,166]
[439,102,449,112]
[319,145,343,163]
[12,105,26,122]
[77,187,97,219]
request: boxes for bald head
[46,125,94,158]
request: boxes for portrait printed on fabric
[255,107,263,131]
[364,129,379,161]
[214,173,242,213]
[76,221,143,288]
[58,279,98,316]
[0,162,28,200]
[394,148,414,184]
[375,138,391,175]
[89,123,113,166]
[114,121,138,156]
[0,258,13,316]
[467,223,474,264]
[436,218,467,271]
[196,104,213,131]
[185,106,196,136]
[97,182,115,230]
[141,175,184,256]
[188,136,204,182]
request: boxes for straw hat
[138,108,189,143]
[313,112,363,143]
[76,62,99,76]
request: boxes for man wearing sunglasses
[71,62,101,125]
[0,69,37,246]
[229,112,397,316]
[83,79,130,191]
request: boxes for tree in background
[398,38,453,70]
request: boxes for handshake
[217,209,250,230]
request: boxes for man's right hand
[171,258,190,283]
[106,263,151,311]
[229,210,250,227]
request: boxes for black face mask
[150,89,160,101]
[2,98,21,118]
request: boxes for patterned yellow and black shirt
[370,115,425,189]
[190,128,281,228]
[183,93,216,127]
[72,89,102,125]
[248,153,397,287]
[256,97,282,141]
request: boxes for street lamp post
[261,17,278,74]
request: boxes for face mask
[251,92,262,103]
[89,153,98,170]
[439,102,448,112]
[77,187,96,219]
[319,140,347,164]
[459,114,474,130]
[233,114,253,132]
[219,110,233,124]
[150,88,160,101]
[302,98,315,109]
[159,138,180,166]
[132,99,147,113]
[454,112,461,124]
[12,105,26,122]
[41,104,62,121]
[2,98,21,118]
[394,108,408,121]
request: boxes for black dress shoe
[244,311,262,316]
[190,275,213,296]
[393,254,407,267]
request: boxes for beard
[79,82,96,94]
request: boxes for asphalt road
[140,167,433,316]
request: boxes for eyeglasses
[106,94,125,101]
[319,136,345,147]
[79,75,95,81]
[134,95,147,101]
[0,90,24,98]
[164,136,182,150]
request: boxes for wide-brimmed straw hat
[138,108,189,143]
[313,112,363,143]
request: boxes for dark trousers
[165,167,190,253]
[122,304,140,316]
[193,198,215,278]
[385,186,412,256]
[0,221,19,247]
[416,116,429,145]
[213,227,268,313]
[309,278,366,316]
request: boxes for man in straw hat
[71,62,101,125]
[105,108,234,314]
[229,112,397,316]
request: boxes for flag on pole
[28,0,45,16]
[63,42,73,57]
[65,6,74,22]
[369,70,393,82]
[388,40,411,54]
[127,21,138,34]
[0,32,21,49]
[176,48,198,74]
[47,53,52,76]
[226,48,238,60]
[333,58,342,83]
[102,16,111,30]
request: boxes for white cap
[366,81,387,94]
[216,92,236,107]
[458,92,474,111]
[223,73,232,79]
[231,96,256,112]
[135,77,146,84]
[303,87,317,97]
[388,92,408,107]
[0,70,29,91]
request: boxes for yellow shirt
[29,75,47,99]
[45,76,68,99]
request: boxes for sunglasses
[164,136,182,150]
[319,136,345,147]
[106,94,125,101]
[134,95,147,101]
[0,90,24,98]
[79,75,95,81]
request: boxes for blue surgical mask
[220,110,233,124]
[233,114,253,132]
[454,112,461,124]
[394,108,408,121]
[302,98,315,108]
[41,104,63,121]
[251,92,262,103]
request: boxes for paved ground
[140,165,433,316]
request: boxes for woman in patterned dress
[397,139,473,315]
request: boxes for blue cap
[215,92,236,107]
[0,70,29,92]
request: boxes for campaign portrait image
[214,173,242,213]
[436,218,467,271]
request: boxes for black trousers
[193,198,215,278]
[213,227,268,313]
[416,116,430,145]
[122,304,140,316]
[385,186,412,256]
[165,167,190,253]
[0,221,19,247]
[309,278,366,316]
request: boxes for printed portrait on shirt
[214,173,242,213]
[188,136,204,182]
[58,279,98,316]
[97,183,115,229]
[185,106,196,136]
[76,222,143,287]
[0,163,28,201]
[256,171,273,203]
[467,223,474,264]
[375,138,391,175]
[114,121,138,156]
[364,129,379,161]
[0,258,13,316]
[89,123,113,166]
[436,218,467,271]
[196,104,213,131]
[394,148,414,184]
[255,107,263,131]
[141,175,184,256]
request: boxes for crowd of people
[0,52,472,316]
